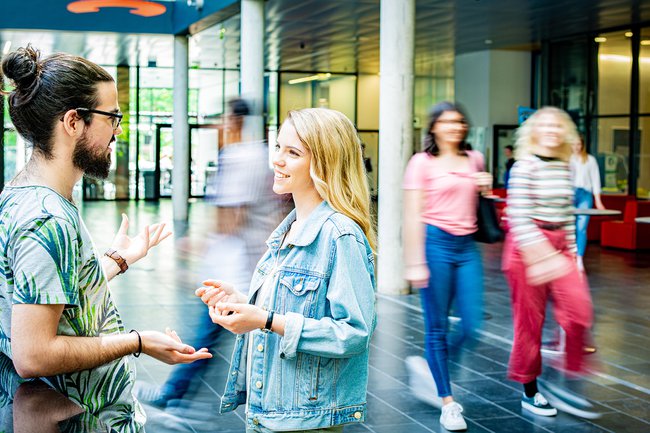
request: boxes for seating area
[493,190,650,251]
[586,194,629,242]
[600,198,650,250]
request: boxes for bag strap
[467,150,485,172]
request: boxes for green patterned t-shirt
[0,186,145,433]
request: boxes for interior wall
[456,50,531,171]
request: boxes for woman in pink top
[403,102,492,431]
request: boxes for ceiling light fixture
[641,40,650,46]
[288,73,332,85]
[594,36,607,43]
[187,0,204,11]
[625,31,633,37]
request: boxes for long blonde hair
[285,108,376,251]
[514,106,578,162]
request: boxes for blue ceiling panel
[0,0,238,35]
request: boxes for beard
[72,133,113,179]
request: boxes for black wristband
[263,310,275,332]
[130,329,142,357]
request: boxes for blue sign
[518,106,536,125]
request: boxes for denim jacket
[220,201,377,431]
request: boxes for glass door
[150,123,222,200]
[156,124,174,198]
[191,125,220,197]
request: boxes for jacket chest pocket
[277,273,323,317]
[249,267,269,295]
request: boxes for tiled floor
[83,200,650,433]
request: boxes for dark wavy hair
[1,45,114,159]
[422,101,471,156]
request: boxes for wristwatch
[104,249,129,274]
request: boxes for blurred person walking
[504,144,515,188]
[0,46,211,433]
[570,136,604,272]
[502,107,593,417]
[403,101,492,431]
[137,98,280,409]
[196,108,376,433]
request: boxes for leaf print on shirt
[18,216,78,298]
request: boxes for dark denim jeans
[420,225,484,397]
[574,187,593,257]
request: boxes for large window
[596,31,632,116]
[549,39,589,117]
[279,73,357,124]
[548,27,650,197]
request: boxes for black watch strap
[263,310,275,332]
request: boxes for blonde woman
[503,107,593,417]
[196,108,376,433]
[571,137,604,271]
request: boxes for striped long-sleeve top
[506,155,577,253]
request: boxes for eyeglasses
[75,107,123,130]
[437,119,468,127]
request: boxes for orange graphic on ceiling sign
[67,0,167,17]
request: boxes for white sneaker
[521,392,557,417]
[440,401,467,431]
[405,356,443,408]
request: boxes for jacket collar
[267,201,335,249]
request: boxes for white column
[173,35,190,221]
[377,0,414,295]
[240,0,265,141]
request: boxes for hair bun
[1,45,41,91]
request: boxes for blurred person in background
[196,108,376,433]
[570,136,604,272]
[0,45,211,433]
[136,98,281,409]
[403,101,492,431]
[503,107,593,418]
[504,144,515,188]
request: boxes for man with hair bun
[0,45,211,432]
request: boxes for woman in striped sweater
[502,107,593,417]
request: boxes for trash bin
[142,170,155,199]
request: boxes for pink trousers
[502,228,594,383]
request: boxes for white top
[570,154,601,195]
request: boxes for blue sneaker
[522,392,557,416]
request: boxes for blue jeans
[420,225,484,398]
[159,306,225,401]
[574,188,593,257]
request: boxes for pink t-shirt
[403,150,484,236]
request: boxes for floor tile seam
[590,335,650,353]
[590,371,650,397]
[594,401,650,425]
[367,363,411,388]
[596,346,650,364]
[450,369,521,390]
[439,382,557,433]
[597,359,650,375]
[369,340,422,364]
[364,389,496,433]
[378,294,650,399]
[595,324,650,341]
[368,330,506,382]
